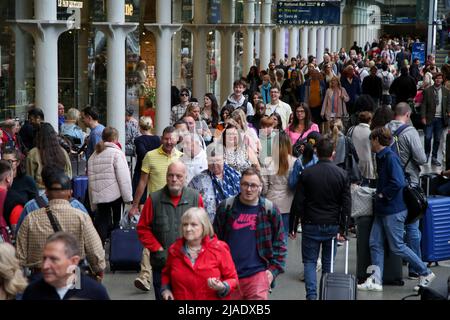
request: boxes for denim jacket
[374,147,407,215]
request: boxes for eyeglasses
[180,93,189,97]
[240,182,260,191]
[296,110,305,113]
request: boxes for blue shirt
[288,154,319,190]
[86,124,105,160]
[226,199,266,278]
[60,123,85,146]
[16,195,88,234]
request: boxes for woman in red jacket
[161,207,238,300]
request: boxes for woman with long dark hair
[26,123,72,195]
[202,93,220,128]
[285,103,319,146]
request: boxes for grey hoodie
[386,120,427,186]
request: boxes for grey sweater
[386,120,427,186]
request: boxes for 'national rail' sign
[276,1,341,26]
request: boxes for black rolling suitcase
[356,216,404,285]
[420,173,444,196]
[319,238,357,300]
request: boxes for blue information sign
[276,1,341,25]
[412,42,426,65]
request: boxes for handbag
[343,137,362,183]
[351,184,376,218]
[401,158,428,224]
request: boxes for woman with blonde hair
[262,131,296,237]
[88,127,133,245]
[0,243,28,300]
[230,108,261,154]
[161,207,238,300]
[329,119,361,184]
[321,76,349,134]
[60,108,86,147]
[132,117,161,208]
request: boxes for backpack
[381,71,392,90]
[224,196,273,215]
[227,96,249,115]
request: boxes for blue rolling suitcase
[72,176,88,204]
[421,196,450,262]
[319,238,357,300]
[109,227,143,272]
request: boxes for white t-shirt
[265,100,292,130]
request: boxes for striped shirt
[141,145,183,194]
[16,199,106,273]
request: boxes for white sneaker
[357,276,383,292]
[414,272,436,292]
[134,277,151,292]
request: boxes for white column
[289,26,299,59]
[146,0,180,134]
[18,0,74,130]
[259,0,272,70]
[325,26,332,53]
[192,0,208,101]
[337,26,343,50]
[331,26,337,53]
[308,27,317,57]
[243,0,256,75]
[316,27,325,63]
[172,0,182,89]
[99,0,137,148]
[13,0,32,96]
[276,27,286,63]
[254,1,261,63]
[220,0,235,105]
[300,26,308,59]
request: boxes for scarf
[209,164,241,206]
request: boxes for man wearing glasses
[171,88,191,125]
[265,85,292,130]
[213,167,286,300]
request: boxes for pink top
[285,123,320,145]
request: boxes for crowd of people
[0,35,448,300]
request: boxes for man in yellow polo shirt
[129,126,182,292]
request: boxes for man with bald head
[137,161,204,299]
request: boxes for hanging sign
[277,1,341,25]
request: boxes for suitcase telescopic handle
[330,237,350,275]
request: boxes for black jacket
[22,274,110,300]
[389,75,417,103]
[289,160,351,233]
[362,74,383,100]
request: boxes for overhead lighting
[142,32,145,35]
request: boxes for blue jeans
[369,210,429,281]
[152,270,162,300]
[424,117,445,159]
[301,224,339,300]
[405,220,422,274]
